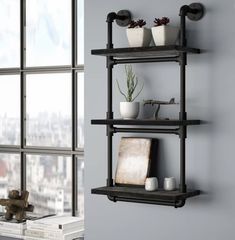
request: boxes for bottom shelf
[91,186,200,208]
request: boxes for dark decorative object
[154,17,170,26]
[143,98,178,119]
[0,190,34,222]
[128,19,146,28]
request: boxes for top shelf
[91,45,200,59]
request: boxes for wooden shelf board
[91,119,201,126]
[91,45,200,58]
[91,186,200,201]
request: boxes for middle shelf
[91,119,201,126]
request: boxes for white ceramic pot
[126,28,152,48]
[120,102,140,119]
[151,25,179,46]
[145,177,158,191]
[163,177,176,191]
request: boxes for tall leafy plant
[116,65,144,102]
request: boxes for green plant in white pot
[117,65,144,119]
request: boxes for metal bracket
[116,10,132,27]
[187,3,204,21]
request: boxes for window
[0,0,84,217]
[0,153,20,212]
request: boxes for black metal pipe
[179,133,187,192]
[108,195,186,208]
[107,66,113,116]
[179,5,199,17]
[179,61,186,118]
[106,12,117,24]
[178,9,187,193]
[175,199,185,208]
[106,12,128,24]
[179,13,187,118]
[107,20,114,49]
[114,57,179,65]
[106,13,115,187]
[71,0,78,216]
[113,127,180,135]
[107,134,113,187]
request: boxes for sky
[0,0,84,118]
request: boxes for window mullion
[20,0,27,191]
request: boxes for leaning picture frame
[115,137,158,186]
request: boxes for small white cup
[145,177,158,191]
[164,177,176,191]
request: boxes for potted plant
[126,19,152,48]
[117,65,144,119]
[151,17,179,46]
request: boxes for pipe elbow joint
[107,195,116,202]
[107,12,117,22]
[179,5,190,16]
[175,199,186,208]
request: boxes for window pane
[26,0,71,66]
[27,155,72,215]
[0,0,20,67]
[0,75,20,145]
[77,156,84,218]
[26,73,71,147]
[77,72,84,149]
[0,154,20,212]
[77,0,84,65]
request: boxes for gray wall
[84,0,235,239]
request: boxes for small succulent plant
[116,65,144,102]
[154,17,170,26]
[128,19,146,28]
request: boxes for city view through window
[0,0,84,218]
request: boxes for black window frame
[0,0,84,216]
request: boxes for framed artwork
[115,137,158,186]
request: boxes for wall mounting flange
[187,3,204,21]
[116,10,132,27]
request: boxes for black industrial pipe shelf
[91,119,201,126]
[91,186,200,208]
[91,3,205,208]
[91,45,200,60]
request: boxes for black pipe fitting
[106,12,117,22]
[180,4,199,16]
[107,195,116,202]
[175,200,186,208]
[179,5,191,16]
